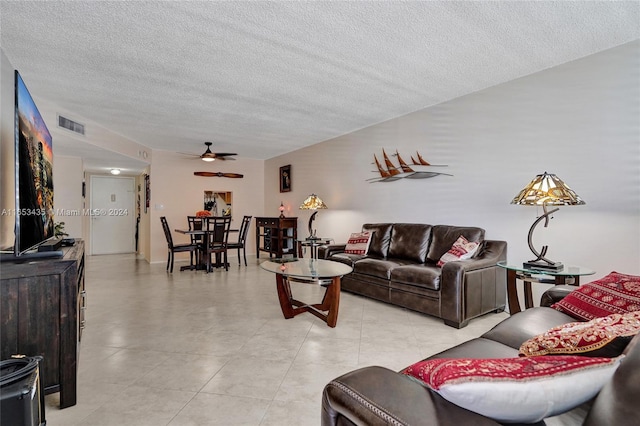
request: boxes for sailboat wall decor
[368,149,452,182]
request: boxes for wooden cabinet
[255,217,298,258]
[0,240,85,409]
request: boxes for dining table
[175,222,238,272]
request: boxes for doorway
[90,176,135,255]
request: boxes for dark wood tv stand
[0,240,85,408]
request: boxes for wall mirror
[204,191,232,216]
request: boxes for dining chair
[201,216,232,272]
[227,215,252,266]
[160,216,198,273]
[187,216,204,265]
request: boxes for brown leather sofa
[321,288,640,426]
[321,223,507,328]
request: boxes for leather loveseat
[321,223,507,328]
[322,288,640,426]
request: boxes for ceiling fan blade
[178,152,200,158]
[194,172,244,178]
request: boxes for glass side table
[497,261,595,315]
[296,237,333,259]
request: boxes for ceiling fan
[182,142,237,162]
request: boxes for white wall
[53,155,84,239]
[35,97,153,168]
[148,150,265,263]
[265,41,640,290]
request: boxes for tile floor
[44,253,509,425]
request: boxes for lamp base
[523,260,564,271]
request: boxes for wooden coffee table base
[275,274,341,327]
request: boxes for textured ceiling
[1,1,638,173]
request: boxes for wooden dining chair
[187,216,203,238]
[201,216,232,272]
[227,215,252,266]
[187,216,204,265]
[160,216,198,273]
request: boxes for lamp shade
[511,172,584,206]
[299,194,328,210]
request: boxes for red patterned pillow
[402,355,622,423]
[552,272,640,321]
[519,311,640,357]
[436,235,480,267]
[344,232,372,255]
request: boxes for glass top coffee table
[260,258,353,327]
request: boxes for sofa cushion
[390,264,441,291]
[402,355,622,423]
[519,311,640,358]
[552,271,640,321]
[584,333,640,426]
[387,223,432,263]
[436,235,480,267]
[362,223,393,258]
[426,225,485,263]
[353,258,410,280]
[329,253,365,267]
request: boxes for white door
[90,176,135,255]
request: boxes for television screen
[14,70,54,255]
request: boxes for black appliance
[0,356,46,426]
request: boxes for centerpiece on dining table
[195,210,211,217]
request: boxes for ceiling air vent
[58,115,85,135]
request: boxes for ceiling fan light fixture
[201,141,217,161]
[184,141,236,161]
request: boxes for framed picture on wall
[144,174,150,213]
[280,165,291,193]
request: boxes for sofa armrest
[584,333,640,426]
[447,240,508,271]
[440,240,508,328]
[322,366,500,426]
[319,243,347,259]
[539,285,574,307]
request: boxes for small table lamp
[511,172,585,271]
[299,194,327,240]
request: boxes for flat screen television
[13,70,55,255]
